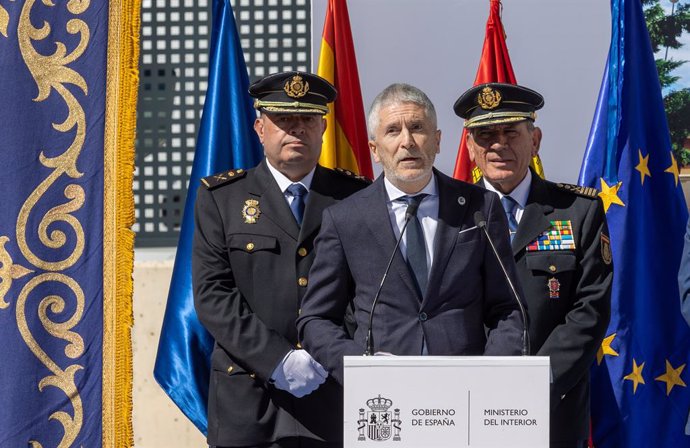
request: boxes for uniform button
[229,171,235,177]
[419,312,428,321]
[298,308,302,315]
[237,169,243,173]
[227,366,234,374]
[298,277,308,287]
[549,265,557,273]
[249,373,256,379]
[296,342,302,349]
[246,242,255,251]
[297,247,308,257]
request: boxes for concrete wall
[132,256,206,447]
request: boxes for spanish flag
[453,0,545,183]
[317,0,373,179]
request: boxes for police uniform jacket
[507,173,612,447]
[297,169,525,384]
[192,159,368,447]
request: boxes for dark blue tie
[287,183,307,225]
[500,195,519,242]
[401,194,429,297]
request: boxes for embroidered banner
[0,1,138,446]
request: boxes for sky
[312,0,611,183]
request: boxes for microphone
[364,199,421,356]
[473,211,530,356]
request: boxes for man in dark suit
[455,82,613,448]
[296,83,524,385]
[193,71,369,448]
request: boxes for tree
[644,0,690,165]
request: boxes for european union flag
[0,1,138,446]
[579,0,690,446]
[153,0,263,434]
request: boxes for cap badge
[284,75,309,99]
[242,199,261,224]
[477,86,502,110]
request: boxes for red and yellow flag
[317,0,373,179]
[453,0,545,183]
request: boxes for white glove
[270,349,328,398]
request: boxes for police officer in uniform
[193,71,369,448]
[454,83,613,448]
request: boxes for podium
[343,356,549,448]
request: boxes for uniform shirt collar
[266,159,316,193]
[482,169,531,209]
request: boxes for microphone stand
[364,201,421,356]
[474,211,530,356]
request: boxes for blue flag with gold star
[579,0,690,446]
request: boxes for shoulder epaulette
[334,167,372,184]
[556,182,599,199]
[201,169,247,189]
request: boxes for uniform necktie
[287,183,307,225]
[500,195,519,242]
[401,194,429,297]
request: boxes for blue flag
[153,0,263,434]
[0,1,138,446]
[579,0,690,446]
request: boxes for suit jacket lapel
[512,175,554,255]
[362,176,420,300]
[298,165,337,244]
[425,170,468,305]
[248,160,300,240]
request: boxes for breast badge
[548,277,561,299]
[242,199,261,224]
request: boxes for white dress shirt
[481,169,532,224]
[384,174,439,277]
[266,160,315,205]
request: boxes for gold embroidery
[0,236,33,309]
[477,86,502,110]
[17,273,84,448]
[0,3,9,38]
[0,1,91,445]
[284,74,309,98]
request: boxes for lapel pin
[457,196,466,206]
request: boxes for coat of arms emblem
[284,74,309,98]
[477,86,502,110]
[357,395,402,441]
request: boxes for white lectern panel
[343,356,549,448]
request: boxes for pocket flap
[228,234,278,253]
[526,252,576,274]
